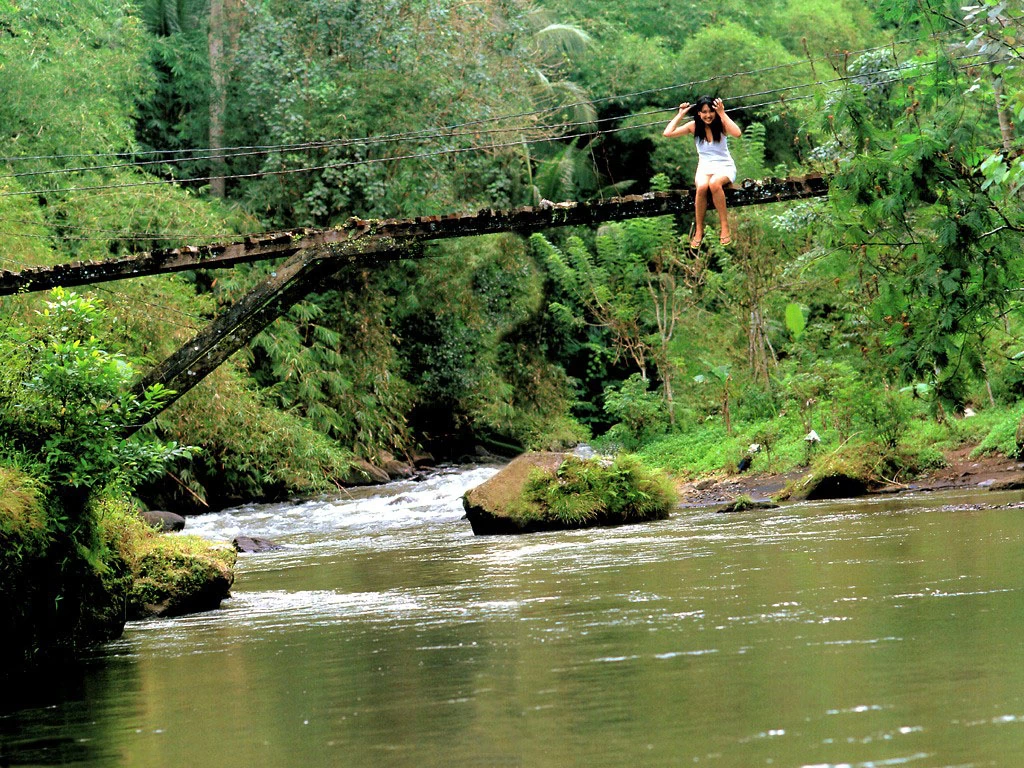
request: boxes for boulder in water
[986,478,1024,492]
[128,543,236,619]
[233,536,282,553]
[714,496,779,513]
[379,453,415,480]
[463,451,675,535]
[463,452,567,534]
[410,450,435,469]
[791,472,868,501]
[139,509,186,532]
[345,459,390,486]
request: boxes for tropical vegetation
[1,0,1023,664]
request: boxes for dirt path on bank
[676,446,1024,509]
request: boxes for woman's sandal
[719,235,732,246]
[689,234,703,251]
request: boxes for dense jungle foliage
[1,1,1024,549]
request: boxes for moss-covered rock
[0,467,51,567]
[1,467,57,666]
[714,495,780,513]
[97,497,236,619]
[2,486,238,673]
[796,473,869,501]
[785,451,873,501]
[127,536,236,618]
[1,473,136,669]
[463,452,566,533]
[463,452,676,535]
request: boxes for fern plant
[519,455,675,526]
[534,183,701,428]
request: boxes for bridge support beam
[131,243,419,428]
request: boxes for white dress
[695,136,736,183]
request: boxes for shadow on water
[0,652,139,766]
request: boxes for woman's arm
[714,98,742,138]
[663,103,695,138]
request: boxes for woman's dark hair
[690,95,724,144]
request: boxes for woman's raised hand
[713,98,725,115]
[679,102,690,114]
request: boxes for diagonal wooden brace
[130,243,419,431]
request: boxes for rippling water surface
[4,467,1024,767]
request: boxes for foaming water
[5,472,1024,767]
[183,464,500,545]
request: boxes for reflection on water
[3,469,1024,767]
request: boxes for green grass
[631,401,1023,481]
[635,413,814,477]
[971,403,1024,458]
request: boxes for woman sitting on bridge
[663,96,742,249]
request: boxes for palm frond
[534,23,593,61]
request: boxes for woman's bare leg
[709,174,732,241]
[693,173,711,245]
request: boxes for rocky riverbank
[676,446,1024,510]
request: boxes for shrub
[0,289,206,670]
[602,374,671,450]
[517,455,676,526]
[148,369,363,510]
[859,388,913,450]
[0,289,193,510]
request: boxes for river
[3,465,1024,767]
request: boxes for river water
[3,465,1024,767]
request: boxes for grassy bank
[1,470,235,672]
[628,399,1020,487]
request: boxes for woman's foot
[719,234,732,246]
[690,233,704,250]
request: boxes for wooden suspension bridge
[1,174,829,423]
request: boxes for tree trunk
[748,306,771,386]
[208,0,226,198]
[662,367,676,428]
[995,79,1014,153]
[723,380,731,436]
